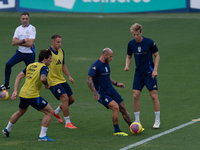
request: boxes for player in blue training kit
[0,12,36,91]
[124,23,161,129]
[87,48,133,136]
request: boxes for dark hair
[38,50,52,61]
[21,12,30,17]
[51,34,62,40]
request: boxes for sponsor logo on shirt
[92,67,96,70]
[56,59,61,65]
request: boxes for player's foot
[65,122,77,129]
[54,113,63,123]
[0,84,10,91]
[113,131,128,136]
[38,135,55,141]
[2,129,10,137]
[153,120,160,129]
[140,128,145,133]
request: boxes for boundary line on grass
[119,119,199,150]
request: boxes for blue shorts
[133,73,158,91]
[19,97,48,111]
[49,82,73,100]
[98,88,123,109]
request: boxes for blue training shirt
[127,37,158,74]
[88,59,113,93]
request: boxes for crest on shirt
[26,30,29,34]
[105,67,108,72]
[138,46,141,52]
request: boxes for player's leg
[132,73,144,124]
[149,90,160,128]
[2,107,28,137]
[145,73,160,128]
[1,51,23,90]
[111,89,132,126]
[118,101,132,126]
[133,89,141,123]
[39,103,54,141]
[108,101,128,136]
[29,97,54,141]
[23,52,35,66]
[59,93,77,129]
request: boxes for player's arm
[62,64,74,84]
[40,66,50,89]
[11,71,26,100]
[110,77,125,89]
[41,74,50,89]
[87,75,99,100]
[152,51,160,79]
[124,55,132,71]
[12,37,35,47]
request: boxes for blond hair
[130,23,142,34]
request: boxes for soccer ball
[0,90,9,100]
[129,122,142,134]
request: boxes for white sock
[155,111,160,122]
[39,126,48,138]
[55,106,62,115]
[134,111,140,123]
[6,121,14,132]
[64,116,70,124]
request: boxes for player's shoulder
[15,25,23,30]
[128,39,136,44]
[91,59,100,67]
[143,37,154,43]
[28,24,36,32]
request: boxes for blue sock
[114,124,121,133]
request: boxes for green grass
[1,12,200,150]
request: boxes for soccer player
[124,23,161,128]
[47,34,77,129]
[0,12,36,91]
[2,50,55,141]
[87,48,133,136]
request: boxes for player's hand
[116,83,125,89]
[152,70,158,79]
[44,84,50,89]
[93,93,100,100]
[11,91,18,100]
[69,77,74,84]
[124,66,129,71]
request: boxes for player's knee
[6,61,13,68]
[133,93,139,100]
[112,105,120,112]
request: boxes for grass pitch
[0,12,200,150]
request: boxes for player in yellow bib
[47,34,77,129]
[2,50,55,141]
